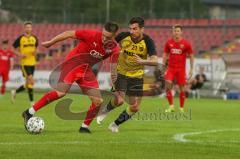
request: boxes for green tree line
[0,0,208,23]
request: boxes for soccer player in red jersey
[22,22,120,133]
[0,40,14,95]
[162,24,194,112]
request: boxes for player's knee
[26,77,34,86]
[179,86,185,92]
[56,91,66,97]
[112,91,125,106]
[114,95,124,106]
[129,106,139,113]
[165,81,172,89]
[129,103,140,113]
[91,97,104,106]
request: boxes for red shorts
[59,64,99,92]
[0,69,10,82]
[165,68,186,85]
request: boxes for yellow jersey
[115,32,156,78]
[13,34,38,66]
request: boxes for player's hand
[111,73,117,84]
[42,41,53,48]
[20,54,27,58]
[188,68,193,81]
[133,54,144,65]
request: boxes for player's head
[129,17,144,40]
[24,21,33,35]
[1,40,8,50]
[172,24,183,40]
[102,22,119,44]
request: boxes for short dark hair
[24,21,32,26]
[129,17,144,28]
[172,24,182,30]
[2,40,8,44]
[104,22,119,34]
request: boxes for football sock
[106,99,116,111]
[1,83,6,94]
[83,103,100,126]
[180,91,185,108]
[114,107,135,126]
[16,85,25,93]
[28,88,34,102]
[32,91,60,112]
[166,89,174,106]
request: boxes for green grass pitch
[0,92,239,159]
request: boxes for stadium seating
[1,19,240,71]
[212,38,240,54]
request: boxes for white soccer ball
[26,117,45,134]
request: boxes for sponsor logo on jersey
[171,48,182,54]
[90,50,103,59]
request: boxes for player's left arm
[109,47,120,84]
[188,42,194,80]
[188,54,194,80]
[133,35,158,66]
[33,35,39,56]
[133,54,158,66]
[10,58,14,70]
[110,63,117,84]
[9,50,15,70]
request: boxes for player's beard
[130,34,142,43]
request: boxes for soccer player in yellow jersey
[11,21,38,106]
[97,17,158,132]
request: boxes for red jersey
[0,49,14,71]
[66,30,119,66]
[164,38,193,69]
[57,30,119,86]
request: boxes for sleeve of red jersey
[187,41,194,55]
[75,30,92,41]
[164,41,170,54]
[109,45,120,63]
[188,43,193,55]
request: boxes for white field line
[173,128,240,144]
[0,129,239,145]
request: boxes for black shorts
[21,65,35,77]
[114,73,143,96]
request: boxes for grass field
[0,92,240,159]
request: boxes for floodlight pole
[106,0,110,22]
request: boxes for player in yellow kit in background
[11,21,38,106]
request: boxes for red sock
[1,83,6,94]
[83,103,101,126]
[166,89,173,105]
[180,91,185,108]
[33,91,60,111]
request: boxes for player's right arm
[42,30,93,48]
[12,35,26,58]
[42,31,76,48]
[162,40,170,69]
[13,47,25,58]
[162,52,169,66]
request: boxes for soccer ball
[26,117,45,134]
